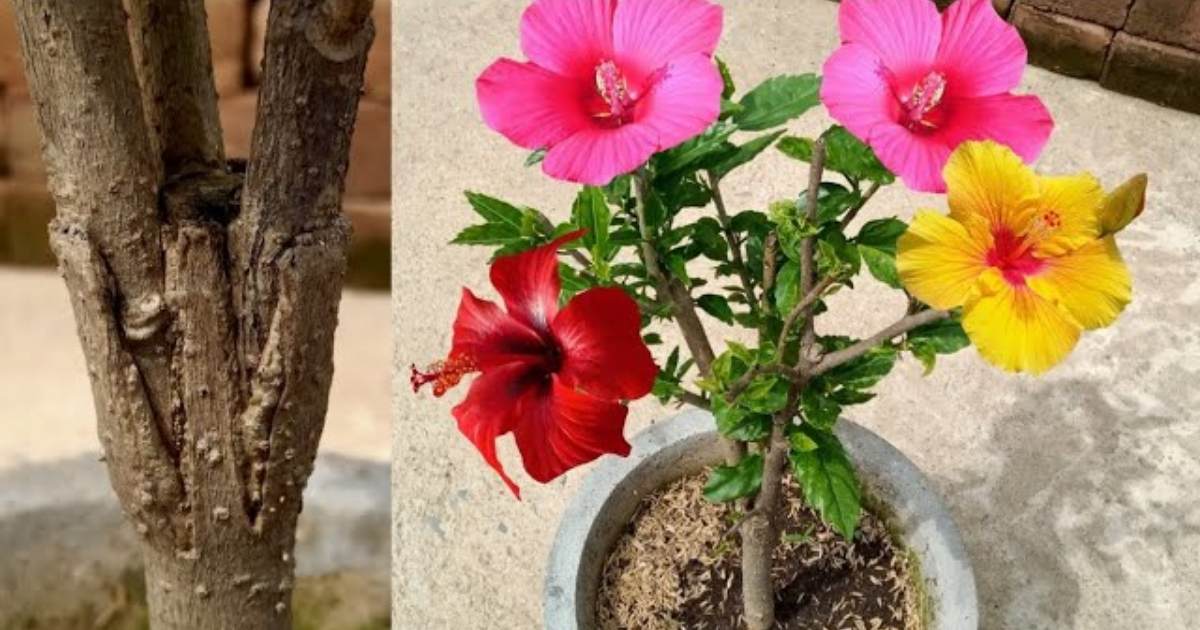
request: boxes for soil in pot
[596,470,924,630]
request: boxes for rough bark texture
[10,0,373,628]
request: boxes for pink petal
[613,0,722,74]
[821,43,897,142]
[839,0,941,79]
[633,52,723,150]
[511,375,632,484]
[936,0,1027,97]
[868,123,952,193]
[489,230,585,330]
[542,123,659,185]
[939,93,1053,164]
[520,0,615,78]
[552,287,658,401]
[476,59,589,152]
[452,362,540,498]
[450,288,550,370]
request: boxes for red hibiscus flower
[412,231,658,497]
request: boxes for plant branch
[633,170,745,464]
[232,0,374,373]
[811,309,950,376]
[838,180,882,231]
[708,171,758,311]
[799,139,827,365]
[725,363,802,402]
[759,233,778,315]
[677,390,711,409]
[126,0,225,179]
[777,275,837,351]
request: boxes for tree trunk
[10,0,374,627]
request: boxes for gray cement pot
[545,409,978,629]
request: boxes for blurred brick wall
[1007,0,1200,114]
[0,0,391,289]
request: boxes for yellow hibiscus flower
[896,141,1144,375]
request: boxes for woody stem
[633,168,746,466]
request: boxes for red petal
[451,362,544,498]
[451,288,550,370]
[552,287,658,400]
[512,376,632,484]
[489,230,585,331]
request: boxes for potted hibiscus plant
[411,0,1147,627]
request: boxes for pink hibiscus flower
[476,0,725,186]
[820,0,1053,192]
[411,231,658,497]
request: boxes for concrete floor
[393,1,1200,628]
[0,268,391,469]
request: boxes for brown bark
[10,0,373,628]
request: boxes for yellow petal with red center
[1032,173,1103,256]
[897,210,990,310]
[962,268,1082,375]
[1027,236,1131,330]
[1099,173,1148,236]
[944,141,1039,234]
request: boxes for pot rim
[544,409,978,630]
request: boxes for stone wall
[1004,0,1200,114]
[0,0,392,288]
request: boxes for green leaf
[740,375,790,415]
[450,223,524,247]
[697,294,735,325]
[855,218,906,288]
[656,123,737,177]
[828,387,875,406]
[691,217,728,261]
[717,56,736,100]
[780,127,894,185]
[796,183,862,226]
[824,345,898,390]
[856,218,907,253]
[859,245,901,288]
[464,192,525,230]
[800,388,841,431]
[558,263,590,301]
[730,210,770,235]
[821,126,894,185]
[665,254,692,288]
[704,454,764,503]
[774,261,802,314]
[815,229,861,279]
[908,317,970,354]
[790,427,862,539]
[732,74,821,131]
[910,341,938,375]
[708,130,786,179]
[571,187,612,262]
[713,396,771,441]
[525,149,547,167]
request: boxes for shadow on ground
[941,378,1199,629]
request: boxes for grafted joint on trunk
[242,220,351,527]
[49,222,189,552]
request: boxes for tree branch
[633,170,746,464]
[708,171,758,311]
[231,0,375,375]
[777,275,837,351]
[11,0,177,445]
[799,139,826,364]
[677,390,711,410]
[838,180,882,231]
[811,309,950,376]
[126,0,225,179]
